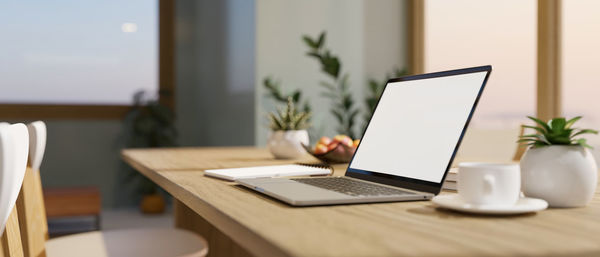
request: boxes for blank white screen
[349,71,487,183]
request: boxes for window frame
[408,0,562,121]
[0,0,175,120]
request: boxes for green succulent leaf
[549,117,566,132]
[565,116,582,128]
[522,125,546,134]
[520,116,597,148]
[575,138,593,149]
[268,97,312,131]
[572,129,599,137]
[527,116,551,133]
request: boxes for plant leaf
[320,52,341,78]
[527,116,551,133]
[302,35,318,48]
[575,138,594,149]
[302,101,311,113]
[268,113,283,130]
[331,109,344,124]
[572,129,599,137]
[317,32,325,48]
[343,94,353,110]
[549,118,566,133]
[565,116,582,128]
[368,80,379,93]
[522,125,546,134]
[292,91,301,103]
[306,52,321,60]
[517,138,537,143]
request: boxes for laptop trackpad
[244,179,353,201]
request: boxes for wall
[254,0,407,145]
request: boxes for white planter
[520,145,598,207]
[267,130,309,159]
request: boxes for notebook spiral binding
[295,163,334,176]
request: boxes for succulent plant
[518,116,598,149]
[269,97,311,131]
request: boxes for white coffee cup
[458,162,521,206]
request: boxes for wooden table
[122,147,600,257]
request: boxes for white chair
[17,121,209,257]
[0,123,30,257]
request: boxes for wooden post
[159,0,176,111]
[407,0,425,75]
[537,0,562,121]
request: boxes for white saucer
[432,194,548,215]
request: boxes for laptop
[239,65,492,206]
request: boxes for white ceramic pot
[267,130,309,159]
[520,145,598,207]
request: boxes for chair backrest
[16,121,48,257]
[27,122,46,172]
[0,123,30,257]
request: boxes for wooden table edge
[121,149,292,257]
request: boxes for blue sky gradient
[0,0,158,105]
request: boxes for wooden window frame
[0,0,175,120]
[408,0,562,120]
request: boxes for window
[562,0,600,148]
[0,0,174,120]
[0,0,158,105]
[424,0,537,129]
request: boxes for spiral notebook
[204,164,332,181]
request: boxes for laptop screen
[347,66,491,193]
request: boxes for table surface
[122,146,600,257]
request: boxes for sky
[0,0,158,105]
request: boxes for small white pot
[520,145,598,207]
[267,130,309,159]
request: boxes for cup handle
[483,175,495,196]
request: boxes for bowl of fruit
[304,135,360,164]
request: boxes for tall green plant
[303,31,359,139]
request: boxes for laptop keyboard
[291,177,414,197]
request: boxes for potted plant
[518,116,598,207]
[267,97,311,159]
[121,90,177,214]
